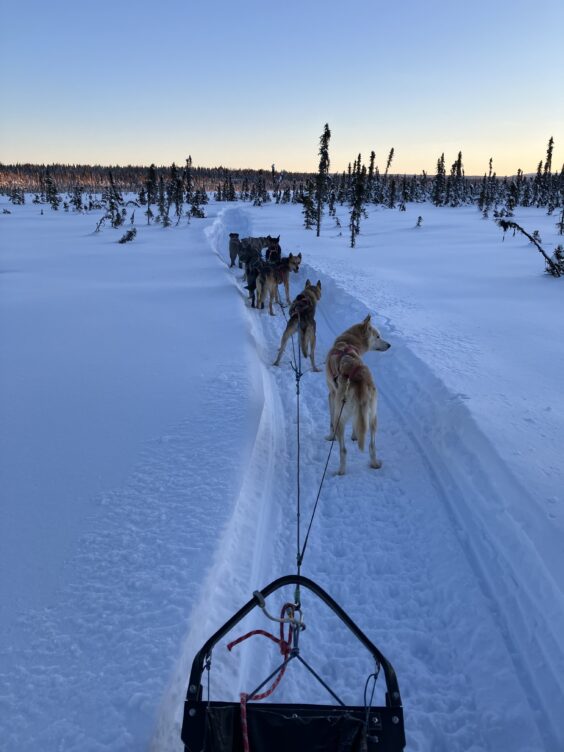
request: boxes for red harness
[327,344,362,383]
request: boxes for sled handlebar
[185,574,403,709]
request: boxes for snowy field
[1,196,563,752]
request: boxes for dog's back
[273,280,322,370]
[240,236,269,254]
[289,280,321,327]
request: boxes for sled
[181,574,406,751]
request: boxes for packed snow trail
[156,207,563,752]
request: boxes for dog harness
[327,344,362,384]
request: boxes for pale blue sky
[1,0,562,175]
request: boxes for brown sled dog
[273,280,322,371]
[325,315,391,475]
[257,252,302,315]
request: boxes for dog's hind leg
[268,285,276,316]
[305,322,321,372]
[273,317,298,366]
[334,401,348,475]
[368,399,382,469]
[256,277,265,310]
[326,390,335,440]
[354,401,368,452]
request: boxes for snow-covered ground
[1,196,563,752]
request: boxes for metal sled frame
[182,574,406,751]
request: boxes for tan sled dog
[257,253,302,315]
[273,280,322,371]
[325,315,391,475]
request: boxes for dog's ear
[362,314,371,328]
[298,252,302,259]
[275,235,280,242]
[305,278,311,286]
[317,280,322,289]
[289,253,293,259]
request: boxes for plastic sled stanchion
[181,574,406,752]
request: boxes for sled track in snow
[157,207,563,751]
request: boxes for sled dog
[238,237,268,275]
[325,315,390,475]
[244,256,264,308]
[240,235,271,253]
[229,233,241,267]
[257,253,302,315]
[273,280,322,371]
[265,235,282,262]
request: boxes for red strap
[226,629,288,654]
[328,345,361,382]
[227,604,296,752]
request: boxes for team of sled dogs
[228,232,390,475]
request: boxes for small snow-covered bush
[118,228,137,244]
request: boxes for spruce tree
[145,164,157,224]
[184,156,194,204]
[367,150,376,202]
[315,123,331,237]
[557,206,564,235]
[543,136,554,208]
[388,177,397,209]
[302,179,316,229]
[104,171,124,228]
[532,160,543,206]
[226,174,236,201]
[349,159,367,248]
[157,175,171,226]
[44,169,60,210]
[172,174,184,224]
[190,190,206,218]
[384,148,394,176]
[70,185,83,212]
[432,154,446,206]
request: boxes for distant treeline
[0,162,310,193]
[1,154,562,215]
[2,139,563,229]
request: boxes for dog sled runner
[181,574,405,752]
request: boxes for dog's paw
[370,459,382,469]
[325,433,335,441]
[312,367,321,372]
[272,361,280,367]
